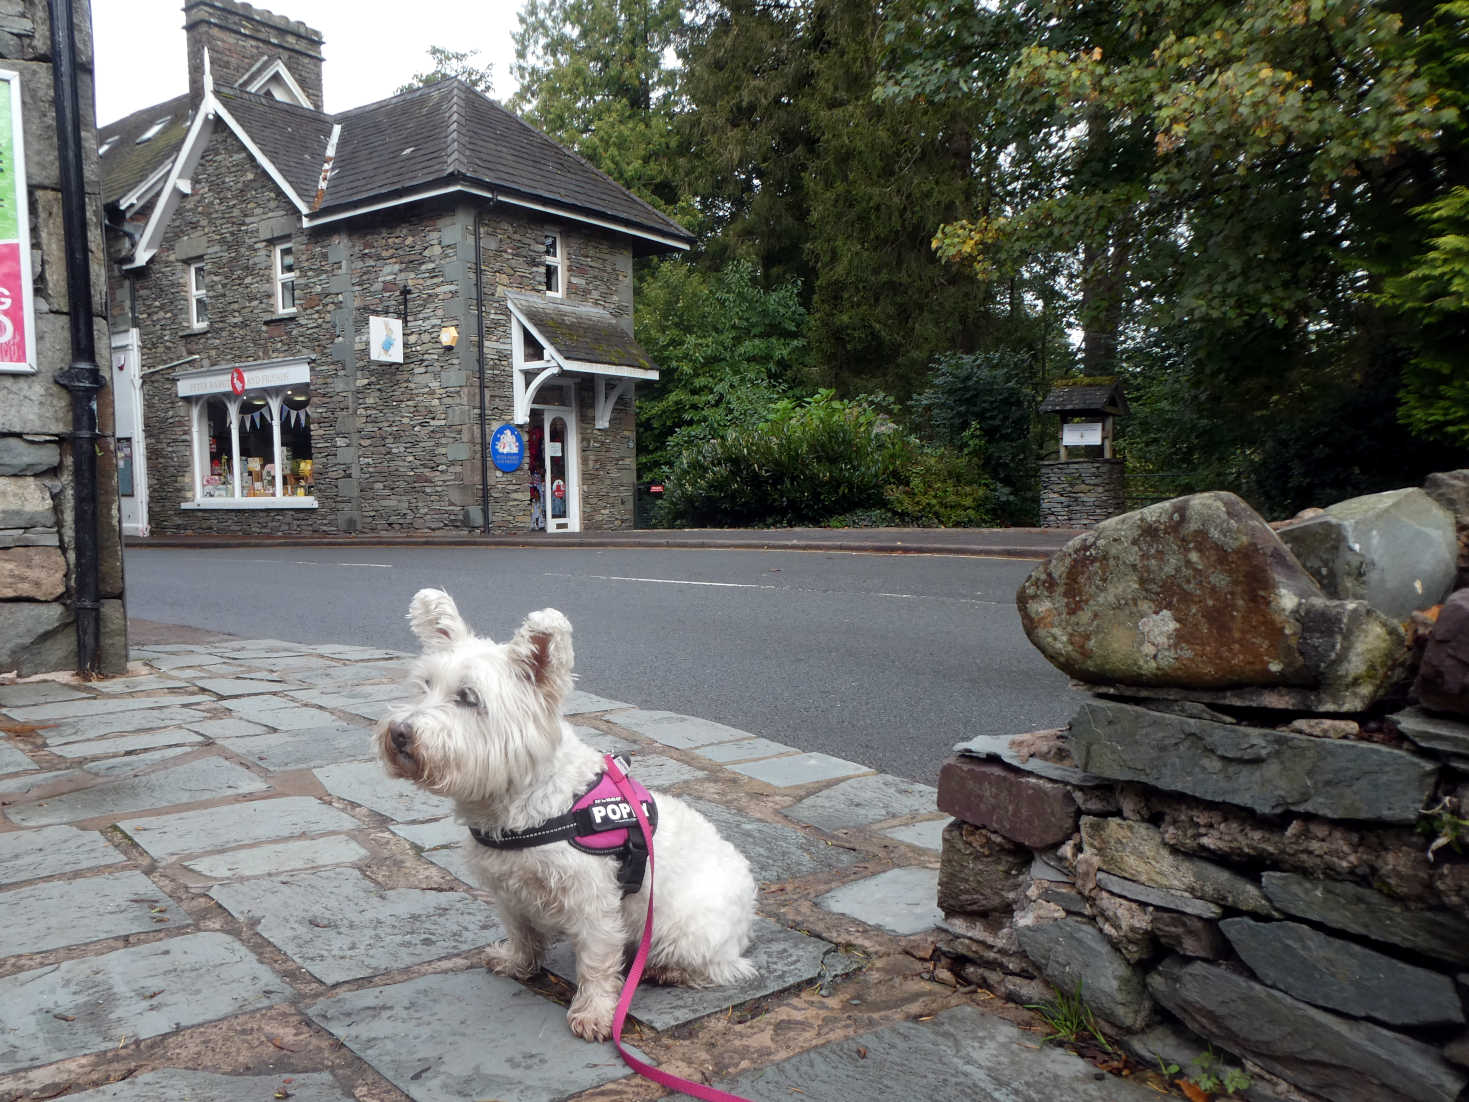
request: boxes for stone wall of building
[1,0,127,675]
[124,124,642,537]
[937,479,1469,1102]
[1039,458,1124,527]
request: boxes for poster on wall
[369,315,403,363]
[0,69,34,374]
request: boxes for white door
[539,404,579,533]
[111,330,148,536]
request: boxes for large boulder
[1416,590,1469,716]
[1017,492,1407,709]
[1424,470,1469,588]
[1278,487,1457,622]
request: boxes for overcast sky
[92,0,528,125]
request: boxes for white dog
[378,589,758,1041]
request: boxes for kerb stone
[1221,917,1464,1027]
[938,755,1078,848]
[1147,956,1467,1102]
[1069,699,1437,823]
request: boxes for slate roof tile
[214,88,333,205]
[98,94,191,207]
[508,292,656,372]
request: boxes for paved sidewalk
[0,632,1161,1102]
[126,525,1081,560]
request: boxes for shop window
[544,232,562,297]
[188,262,207,328]
[274,243,296,314]
[193,384,313,503]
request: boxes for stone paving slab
[0,681,89,707]
[141,652,232,671]
[289,684,412,709]
[573,726,636,756]
[608,709,752,749]
[89,675,187,695]
[0,742,36,773]
[545,917,860,1031]
[209,867,503,985]
[184,835,369,880]
[730,752,871,788]
[118,795,361,860]
[0,869,190,957]
[0,824,124,885]
[0,768,80,795]
[1,693,211,723]
[419,843,479,886]
[307,970,638,1102]
[59,1069,356,1102]
[51,728,205,758]
[84,747,197,777]
[623,753,707,787]
[219,698,337,731]
[184,716,271,739]
[315,760,452,823]
[291,662,410,689]
[685,798,862,883]
[41,705,215,744]
[783,773,939,832]
[390,816,464,851]
[6,757,271,827]
[193,676,305,697]
[563,689,633,714]
[720,1004,1164,1102]
[309,645,407,661]
[818,867,943,935]
[227,723,375,771]
[693,736,798,764]
[0,932,287,1075]
[882,818,948,851]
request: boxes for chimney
[184,0,324,108]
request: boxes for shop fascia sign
[0,69,35,374]
[176,360,310,397]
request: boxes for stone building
[100,0,690,538]
[2,0,128,675]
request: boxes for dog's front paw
[484,939,540,980]
[566,1002,613,1043]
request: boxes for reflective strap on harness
[603,755,755,1102]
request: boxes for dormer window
[136,118,171,144]
[544,232,563,297]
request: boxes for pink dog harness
[468,755,658,895]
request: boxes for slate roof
[508,292,656,372]
[1038,378,1129,416]
[214,88,333,203]
[100,78,691,253]
[98,94,191,207]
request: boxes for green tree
[396,46,494,96]
[634,259,811,478]
[511,0,687,213]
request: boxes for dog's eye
[456,686,481,709]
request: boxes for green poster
[0,79,15,242]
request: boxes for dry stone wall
[1039,457,1124,527]
[939,474,1469,1102]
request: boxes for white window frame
[187,262,207,328]
[544,232,563,297]
[176,361,317,510]
[273,242,297,315]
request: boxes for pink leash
[603,755,755,1102]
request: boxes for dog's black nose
[389,721,413,751]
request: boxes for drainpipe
[49,0,104,675]
[474,209,489,534]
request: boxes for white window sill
[181,497,318,510]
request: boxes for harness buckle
[616,827,649,896]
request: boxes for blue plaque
[490,424,525,473]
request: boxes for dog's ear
[507,608,574,700]
[407,588,471,651]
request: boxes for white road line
[545,572,777,590]
[286,560,393,568]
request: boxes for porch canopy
[505,291,658,427]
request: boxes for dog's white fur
[378,588,757,1041]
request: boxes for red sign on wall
[229,367,246,395]
[0,69,35,374]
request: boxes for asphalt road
[122,546,1081,785]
